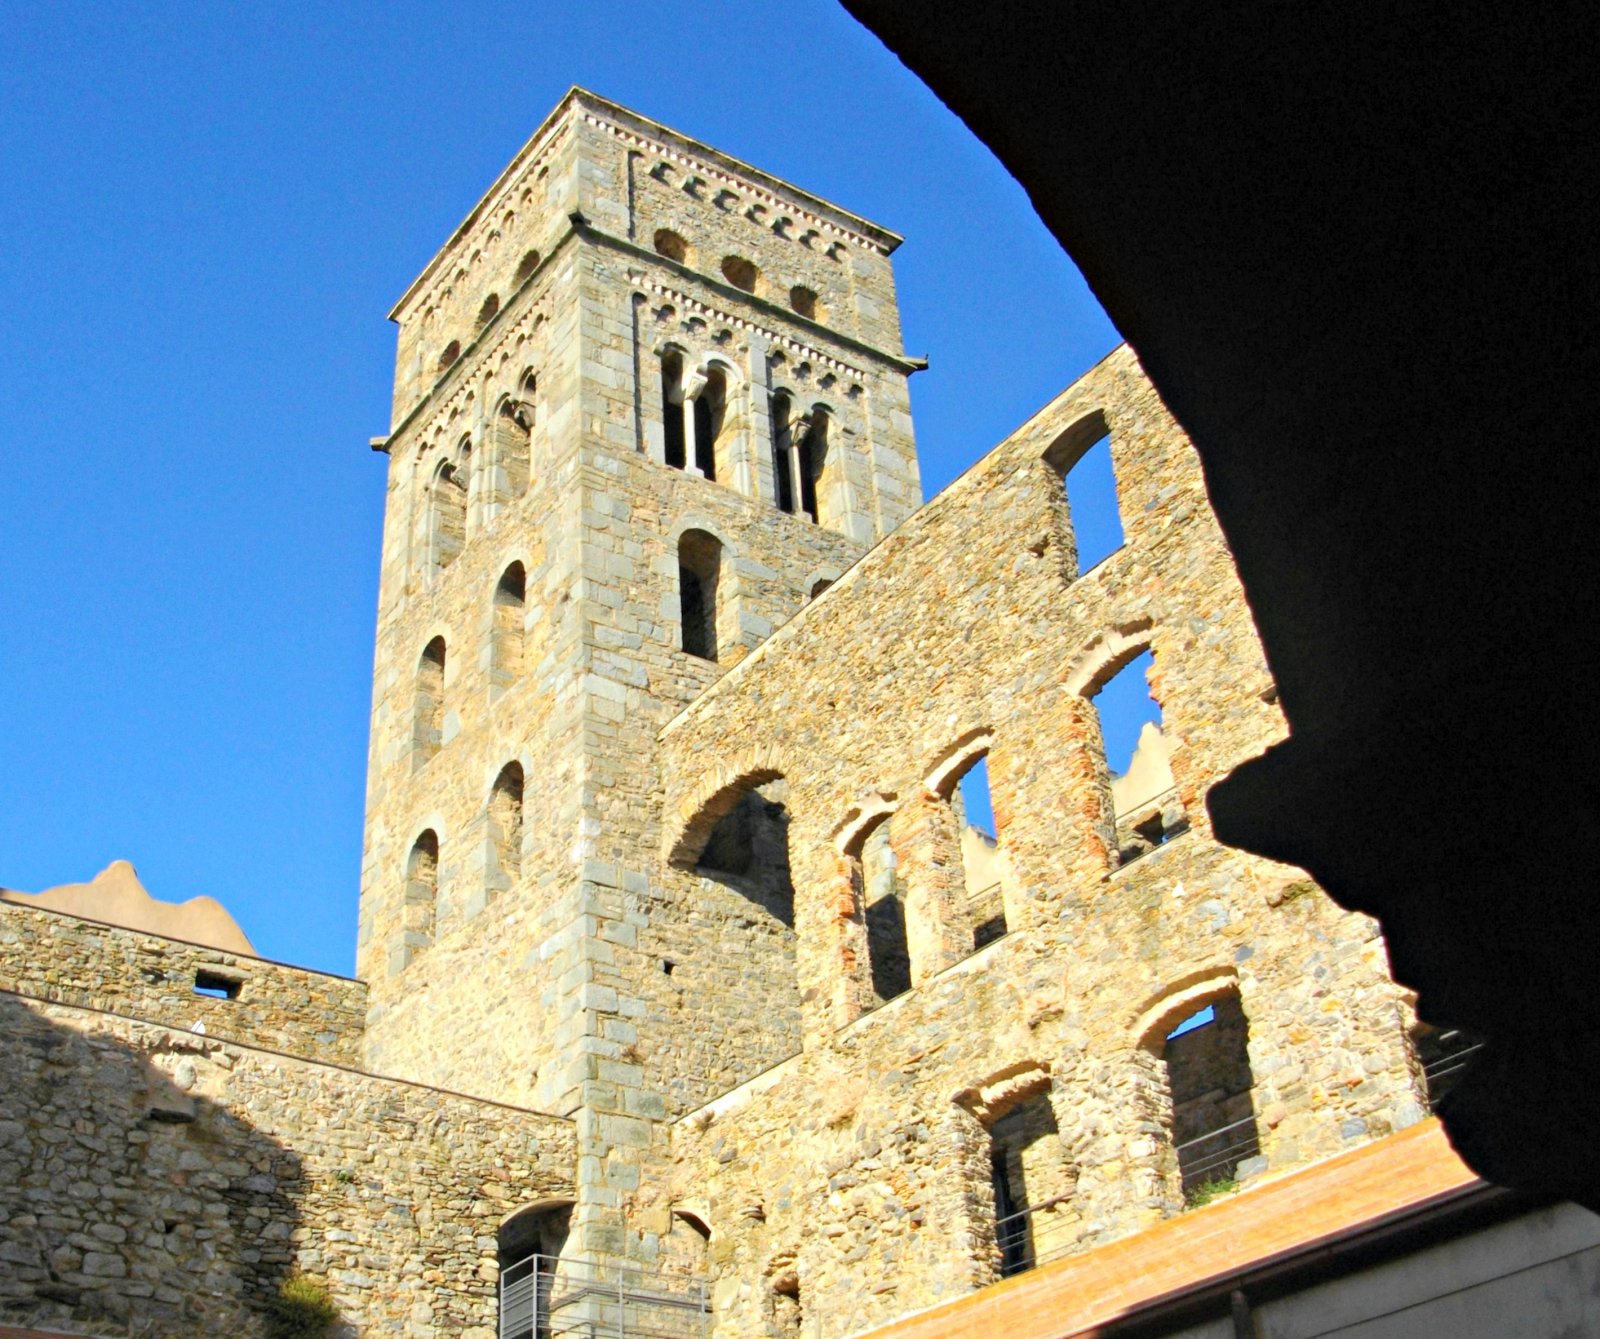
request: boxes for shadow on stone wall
[0,992,316,1338]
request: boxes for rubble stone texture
[1,89,1432,1337]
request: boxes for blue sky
[0,1,1131,975]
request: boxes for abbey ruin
[4,88,1593,1339]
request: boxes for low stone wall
[0,992,575,1339]
[0,900,367,1066]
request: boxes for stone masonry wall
[0,902,366,1067]
[0,991,575,1339]
[628,347,1427,1335]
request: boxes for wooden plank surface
[850,1119,1481,1339]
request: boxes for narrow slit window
[491,562,526,690]
[662,352,687,470]
[771,393,795,513]
[692,368,725,481]
[414,636,446,767]
[678,529,722,661]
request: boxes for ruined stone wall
[0,901,366,1066]
[0,992,574,1339]
[633,347,1426,1335]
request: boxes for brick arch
[1063,616,1156,699]
[952,1058,1053,1125]
[664,745,791,868]
[1129,965,1241,1051]
[920,727,995,799]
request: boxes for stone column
[740,335,772,502]
[889,794,974,984]
[829,850,877,1028]
[1051,1044,1179,1249]
[986,708,1114,937]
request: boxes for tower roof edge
[388,86,902,323]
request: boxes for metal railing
[993,1192,1080,1277]
[500,1256,709,1339]
[1421,1030,1484,1105]
[1176,1114,1261,1195]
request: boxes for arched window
[941,751,1008,949]
[848,816,911,1004]
[493,379,533,505]
[653,229,689,264]
[392,829,438,974]
[498,1202,572,1339]
[1152,990,1262,1203]
[414,637,445,768]
[514,249,541,287]
[476,293,500,330]
[770,393,796,513]
[721,255,758,292]
[491,563,526,691]
[984,1083,1072,1276]
[1084,646,1187,865]
[438,340,460,372]
[489,761,524,891]
[1043,411,1124,576]
[429,459,467,571]
[789,285,819,320]
[797,410,827,524]
[661,351,687,470]
[692,366,726,481]
[677,529,722,661]
[809,578,832,599]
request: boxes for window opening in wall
[430,459,467,571]
[491,562,526,690]
[696,783,796,930]
[193,970,241,1000]
[693,367,725,481]
[985,1086,1074,1277]
[438,340,460,372]
[1090,649,1188,865]
[1044,413,1123,576]
[662,351,687,470]
[797,412,825,524]
[721,254,758,292]
[772,1270,802,1338]
[942,752,1008,950]
[789,285,818,320]
[854,818,911,1003]
[477,293,500,330]
[514,249,541,286]
[397,829,439,973]
[489,761,524,888]
[493,395,533,505]
[414,636,446,767]
[1160,993,1261,1202]
[1411,1021,1483,1109]
[498,1202,572,1339]
[653,229,688,264]
[770,393,796,513]
[677,529,722,661]
[809,579,832,599]
[1063,429,1123,573]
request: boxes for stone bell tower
[354,88,921,1257]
